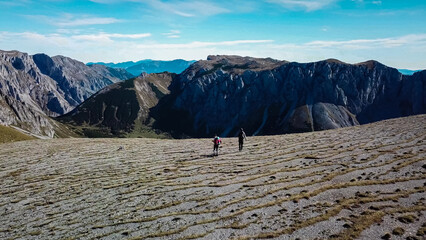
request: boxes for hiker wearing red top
[213,135,221,156]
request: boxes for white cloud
[0,31,273,61]
[56,17,122,27]
[167,35,181,39]
[133,40,274,49]
[304,34,426,49]
[89,0,230,17]
[88,0,122,3]
[25,14,122,27]
[108,33,152,38]
[1,31,426,69]
[351,0,382,6]
[0,0,31,6]
[71,33,151,42]
[163,30,181,39]
[56,29,82,34]
[267,0,338,11]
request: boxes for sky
[0,0,425,69]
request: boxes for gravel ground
[0,115,425,240]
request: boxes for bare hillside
[0,115,425,239]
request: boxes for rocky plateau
[0,115,425,239]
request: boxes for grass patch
[6,168,28,177]
[224,220,257,230]
[29,230,42,236]
[392,227,405,236]
[397,214,417,224]
[176,230,214,240]
[235,188,425,240]
[417,223,426,236]
[340,210,386,240]
[0,125,34,144]
[124,119,169,139]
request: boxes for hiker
[238,128,247,151]
[213,134,221,156]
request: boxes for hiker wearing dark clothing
[238,128,247,151]
[213,135,221,156]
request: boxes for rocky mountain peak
[355,60,383,70]
[32,53,56,75]
[0,49,133,137]
[323,58,349,65]
[197,55,287,73]
[1,50,32,71]
[152,56,425,138]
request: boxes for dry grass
[0,125,34,144]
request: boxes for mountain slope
[152,56,425,137]
[1,115,425,239]
[32,53,134,114]
[58,72,174,137]
[59,55,425,138]
[0,50,133,137]
[0,124,34,143]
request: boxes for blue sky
[0,0,425,69]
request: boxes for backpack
[214,137,221,145]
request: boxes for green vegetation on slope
[58,73,175,138]
[0,125,34,144]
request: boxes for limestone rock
[152,56,425,137]
[0,50,133,137]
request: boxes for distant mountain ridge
[88,59,196,76]
[398,69,421,75]
[0,50,133,137]
[61,55,425,138]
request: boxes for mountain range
[398,69,421,75]
[59,55,426,138]
[87,59,196,76]
[0,50,133,137]
[1,50,424,138]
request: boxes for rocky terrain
[1,115,425,239]
[4,53,425,138]
[153,56,425,137]
[74,55,425,138]
[0,50,133,137]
